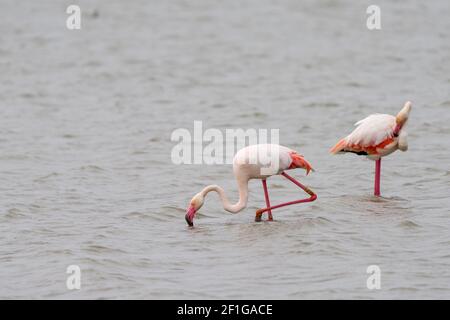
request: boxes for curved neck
[200,177,249,213]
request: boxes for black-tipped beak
[185,214,194,226]
[185,205,195,227]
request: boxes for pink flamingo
[330,101,412,196]
[185,144,317,226]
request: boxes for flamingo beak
[393,123,402,136]
[185,205,196,227]
[303,159,314,175]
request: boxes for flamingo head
[289,152,315,175]
[185,193,204,227]
[394,101,412,135]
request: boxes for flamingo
[330,101,412,196]
[185,144,317,226]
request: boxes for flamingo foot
[255,210,263,222]
[255,209,274,222]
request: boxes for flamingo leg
[255,172,317,221]
[259,179,273,221]
[374,158,381,196]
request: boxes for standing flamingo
[185,144,317,226]
[330,101,412,196]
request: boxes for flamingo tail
[330,138,347,154]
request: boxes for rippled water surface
[1,0,449,299]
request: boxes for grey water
[0,0,449,299]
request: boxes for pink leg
[261,179,273,221]
[374,158,381,196]
[255,172,317,221]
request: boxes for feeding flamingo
[330,101,412,196]
[185,144,317,226]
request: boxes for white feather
[347,114,396,147]
[233,144,294,177]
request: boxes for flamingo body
[330,113,408,160]
[233,144,312,178]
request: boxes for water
[1,0,449,299]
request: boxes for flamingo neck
[201,177,248,214]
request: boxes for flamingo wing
[330,114,396,156]
[233,144,313,176]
